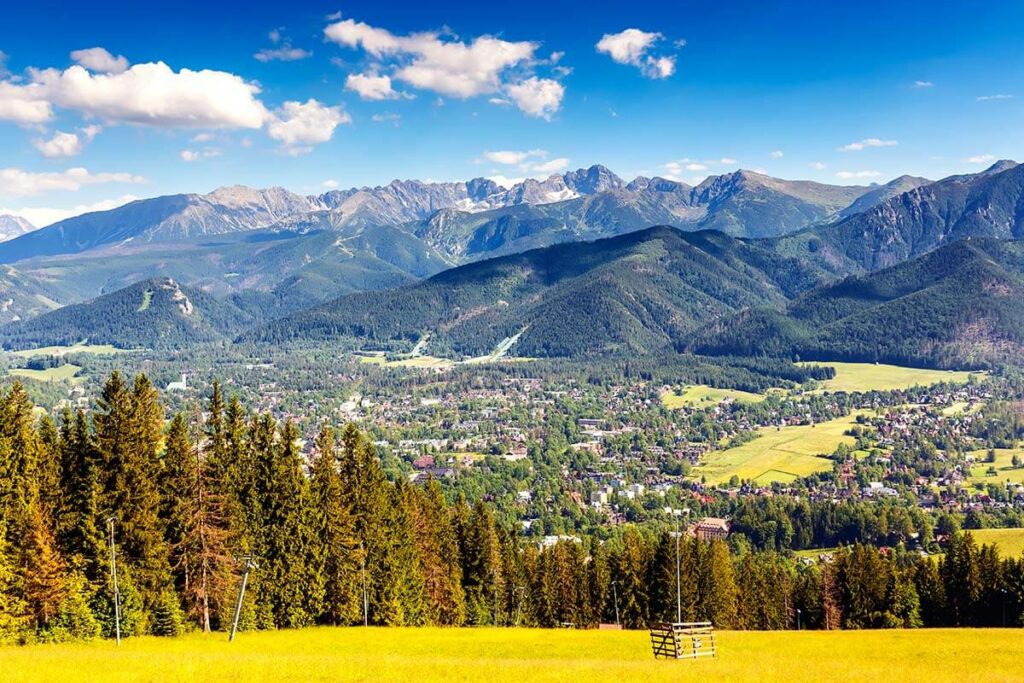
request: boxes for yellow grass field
[968,449,1024,486]
[7,343,125,358]
[7,364,83,383]
[797,362,980,393]
[661,385,766,409]
[968,528,1024,558]
[691,412,864,485]
[2,627,1022,683]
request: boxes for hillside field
[7,364,83,383]
[661,385,767,408]
[2,627,1021,683]
[798,362,980,393]
[967,528,1024,558]
[690,412,863,485]
[967,449,1024,486]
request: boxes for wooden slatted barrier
[649,621,716,659]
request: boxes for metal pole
[107,517,121,646]
[514,587,525,626]
[797,608,802,631]
[612,579,620,626]
[229,557,253,642]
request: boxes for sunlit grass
[691,412,865,485]
[7,364,83,383]
[798,362,980,393]
[661,385,767,409]
[2,627,1022,683]
[967,528,1024,558]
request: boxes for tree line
[1,374,1022,644]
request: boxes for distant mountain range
[0,215,34,243]
[4,159,1024,370]
[0,164,938,321]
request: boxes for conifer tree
[307,426,361,625]
[612,527,649,628]
[56,410,103,581]
[95,373,172,624]
[461,500,505,625]
[21,505,68,632]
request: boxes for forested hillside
[243,226,828,358]
[693,237,1024,368]
[0,278,254,351]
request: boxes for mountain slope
[0,215,34,243]
[692,237,1024,368]
[0,277,254,350]
[780,161,1024,272]
[244,226,826,358]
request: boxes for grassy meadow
[691,412,863,485]
[967,449,1024,486]
[967,528,1024,558]
[798,362,980,393]
[7,364,83,383]
[7,343,126,358]
[2,627,1022,683]
[661,384,767,409]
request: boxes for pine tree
[56,410,103,581]
[253,419,310,628]
[95,373,172,625]
[613,527,649,628]
[460,500,504,625]
[21,505,68,632]
[307,426,361,625]
[406,478,464,625]
[162,412,231,631]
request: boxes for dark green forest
[1,375,1022,645]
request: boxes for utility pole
[514,586,525,627]
[612,579,620,627]
[106,516,121,646]
[797,608,802,631]
[493,585,499,627]
[229,556,256,642]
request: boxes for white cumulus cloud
[325,16,564,117]
[839,138,898,152]
[24,62,268,129]
[976,94,1013,101]
[504,77,564,120]
[2,194,141,228]
[32,125,101,158]
[70,47,129,74]
[0,167,145,197]
[266,99,351,154]
[345,72,403,100]
[835,170,881,179]
[964,153,996,164]
[482,148,568,176]
[180,148,222,162]
[770,150,784,159]
[595,29,677,79]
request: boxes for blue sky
[1,0,1023,225]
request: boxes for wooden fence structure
[649,621,716,660]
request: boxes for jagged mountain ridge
[0,165,902,265]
